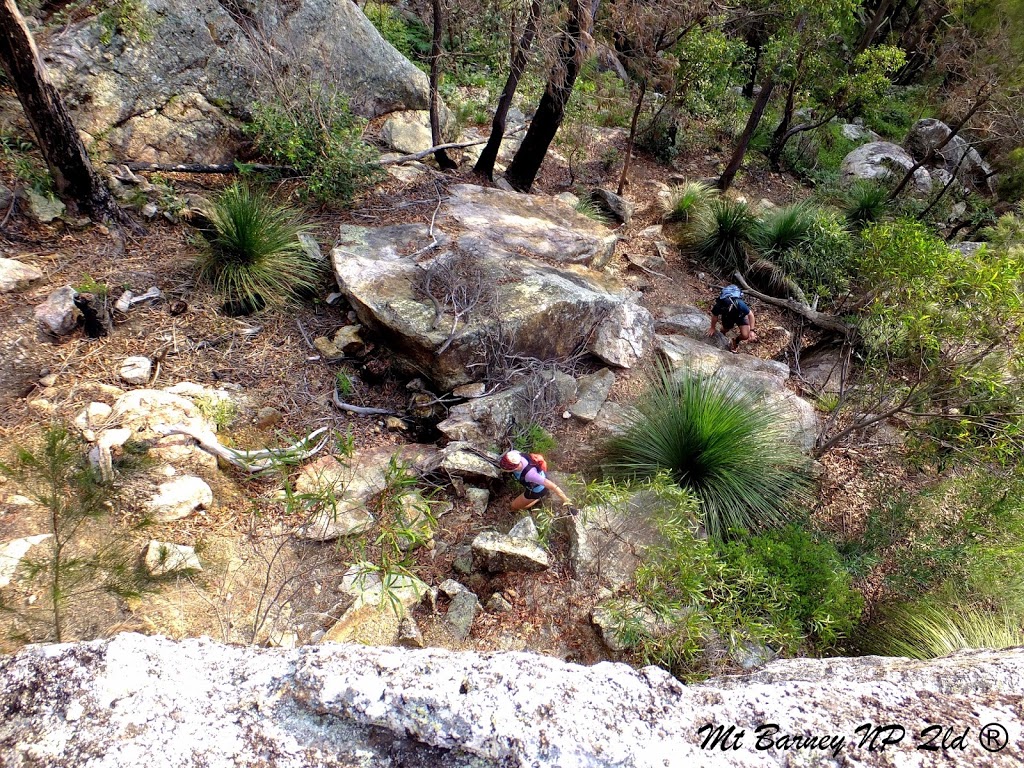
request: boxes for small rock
[87,401,113,428]
[452,382,486,399]
[298,233,324,263]
[486,593,513,613]
[385,416,407,432]
[588,188,634,225]
[397,616,425,648]
[555,192,580,207]
[446,590,480,641]
[0,534,53,589]
[472,530,549,573]
[569,368,616,423]
[332,326,366,356]
[452,546,474,575]
[313,336,344,360]
[24,189,65,223]
[28,399,55,415]
[146,476,213,522]
[464,487,489,515]
[143,540,203,577]
[34,286,81,337]
[114,291,134,313]
[141,202,159,219]
[508,516,541,543]
[38,374,57,387]
[255,407,283,428]
[119,356,152,385]
[0,257,43,293]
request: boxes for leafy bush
[663,181,717,226]
[512,422,558,455]
[196,184,318,311]
[752,202,816,255]
[246,91,383,205]
[601,365,812,539]
[774,209,856,299]
[691,198,759,275]
[634,109,679,165]
[996,147,1024,202]
[781,123,860,185]
[843,180,891,226]
[363,2,431,62]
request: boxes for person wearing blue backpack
[709,284,757,354]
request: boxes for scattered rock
[446,590,481,641]
[0,258,43,293]
[554,191,580,207]
[486,593,514,613]
[471,530,549,573]
[23,189,65,223]
[654,304,712,340]
[381,110,436,154]
[385,416,407,432]
[905,118,995,194]
[34,286,81,337]
[146,476,214,522]
[439,578,469,598]
[589,303,655,369]
[587,188,634,225]
[332,326,366,356]
[839,123,880,142]
[323,564,429,644]
[439,445,501,480]
[143,540,203,577]
[569,368,616,422]
[397,616,425,648]
[0,535,52,589]
[255,407,283,428]
[452,382,486,399]
[298,233,324,263]
[463,487,489,516]
[119,356,153,385]
[953,241,986,257]
[507,516,540,543]
[840,141,932,195]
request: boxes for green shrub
[663,181,717,226]
[634,109,679,165]
[574,197,613,225]
[196,184,318,311]
[691,198,759,276]
[246,91,383,205]
[843,180,891,226]
[997,147,1024,202]
[511,422,557,455]
[95,0,154,46]
[752,202,816,254]
[601,365,812,539]
[363,2,431,61]
[775,209,856,299]
[866,599,1024,659]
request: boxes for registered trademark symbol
[979,723,1009,753]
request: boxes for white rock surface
[143,540,203,576]
[146,476,213,522]
[0,534,52,589]
[119,356,153,385]
[0,257,43,293]
[1,633,1022,767]
[589,303,655,369]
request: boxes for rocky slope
[1,633,1021,767]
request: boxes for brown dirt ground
[0,120,914,660]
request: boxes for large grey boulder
[41,0,434,163]
[589,303,655,369]
[333,201,637,390]
[657,334,818,451]
[905,118,995,195]
[3,633,1023,768]
[840,141,932,195]
[569,368,616,422]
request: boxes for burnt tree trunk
[767,77,799,171]
[0,0,123,224]
[429,0,457,170]
[616,78,646,195]
[718,75,775,192]
[474,0,541,180]
[505,0,592,192]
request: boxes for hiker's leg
[511,493,540,511]
[735,324,752,347]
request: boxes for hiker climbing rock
[709,284,757,354]
[499,450,572,512]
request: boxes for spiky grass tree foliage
[692,198,759,275]
[197,184,317,312]
[602,366,812,539]
[866,600,1024,659]
[752,201,816,255]
[663,181,717,226]
[843,181,890,227]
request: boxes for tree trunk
[616,79,646,195]
[474,0,541,180]
[718,75,775,192]
[505,0,592,192]
[767,78,799,171]
[854,0,894,55]
[0,0,123,224]
[429,0,456,170]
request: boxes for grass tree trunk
[474,0,541,180]
[505,0,592,192]
[429,0,456,170]
[616,79,646,195]
[718,76,775,192]
[0,0,122,224]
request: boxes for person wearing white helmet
[498,449,572,512]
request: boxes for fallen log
[732,272,855,338]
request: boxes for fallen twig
[331,388,399,416]
[153,424,331,472]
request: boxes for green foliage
[363,2,431,61]
[752,202,817,255]
[603,476,862,678]
[574,197,613,225]
[73,273,109,299]
[691,198,759,275]
[335,370,354,397]
[774,208,856,299]
[634,108,679,164]
[663,181,717,226]
[843,180,891,226]
[996,147,1024,202]
[0,133,52,195]
[601,365,812,539]
[0,424,156,645]
[195,183,318,311]
[860,86,932,141]
[674,26,748,118]
[511,422,557,455]
[94,0,154,46]
[193,394,237,431]
[866,599,1024,658]
[782,122,861,185]
[246,90,383,205]
[980,203,1024,248]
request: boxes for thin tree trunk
[474,0,541,180]
[505,0,592,192]
[616,79,646,195]
[429,0,456,170]
[855,0,894,55]
[767,78,799,171]
[0,0,124,224]
[718,75,775,191]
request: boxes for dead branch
[153,424,330,472]
[733,272,855,338]
[332,388,398,416]
[379,129,525,166]
[115,161,294,174]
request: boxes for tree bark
[854,0,894,55]
[767,78,799,171]
[429,0,457,170]
[616,79,646,195]
[0,0,123,224]
[505,0,592,192]
[474,0,541,180]
[718,75,775,191]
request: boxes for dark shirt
[712,297,751,323]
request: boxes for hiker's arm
[543,478,571,505]
[708,314,718,336]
